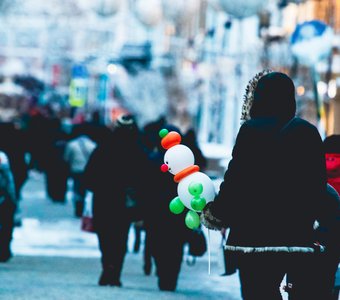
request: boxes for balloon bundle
[159,129,216,229]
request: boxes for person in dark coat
[84,114,146,287]
[0,151,17,262]
[202,71,328,300]
[0,122,28,201]
[285,184,340,300]
[141,124,188,291]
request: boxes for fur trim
[224,244,325,254]
[241,69,273,122]
[200,202,224,231]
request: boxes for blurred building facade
[0,0,339,151]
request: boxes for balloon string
[208,229,211,275]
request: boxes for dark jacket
[84,127,146,230]
[316,184,340,255]
[207,117,327,249]
[142,150,186,237]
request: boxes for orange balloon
[161,131,182,149]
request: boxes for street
[0,171,244,300]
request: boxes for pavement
[0,171,245,300]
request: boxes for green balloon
[159,128,169,138]
[190,197,206,212]
[185,210,200,230]
[169,197,184,214]
[188,182,203,196]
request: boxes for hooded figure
[202,72,328,300]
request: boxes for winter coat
[64,135,97,174]
[203,117,327,253]
[315,184,340,256]
[83,127,147,230]
[141,149,187,241]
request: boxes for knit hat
[116,114,137,129]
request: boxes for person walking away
[202,71,328,300]
[64,124,97,217]
[0,151,17,262]
[84,114,146,287]
[141,124,188,291]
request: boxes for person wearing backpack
[0,151,17,262]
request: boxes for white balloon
[135,0,163,28]
[164,145,194,175]
[95,0,121,17]
[162,0,200,24]
[219,0,268,19]
[178,172,216,211]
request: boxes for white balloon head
[164,144,195,175]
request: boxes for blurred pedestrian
[324,135,340,195]
[64,124,96,217]
[0,122,28,226]
[141,124,188,291]
[202,71,328,299]
[84,114,146,287]
[0,151,17,262]
[286,184,340,300]
[0,122,28,201]
[44,117,69,203]
[183,128,207,171]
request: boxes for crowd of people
[0,71,339,299]
[0,107,207,292]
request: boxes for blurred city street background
[0,0,339,299]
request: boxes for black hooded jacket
[206,73,327,249]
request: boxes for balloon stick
[208,229,211,275]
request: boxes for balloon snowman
[159,129,216,229]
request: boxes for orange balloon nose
[160,164,169,172]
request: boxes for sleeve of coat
[83,146,101,192]
[202,123,252,229]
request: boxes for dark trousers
[97,221,131,281]
[72,173,86,203]
[238,254,286,300]
[287,253,339,300]
[72,173,86,217]
[238,252,333,300]
[150,233,183,291]
[133,224,141,253]
[0,200,16,260]
[143,232,152,274]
